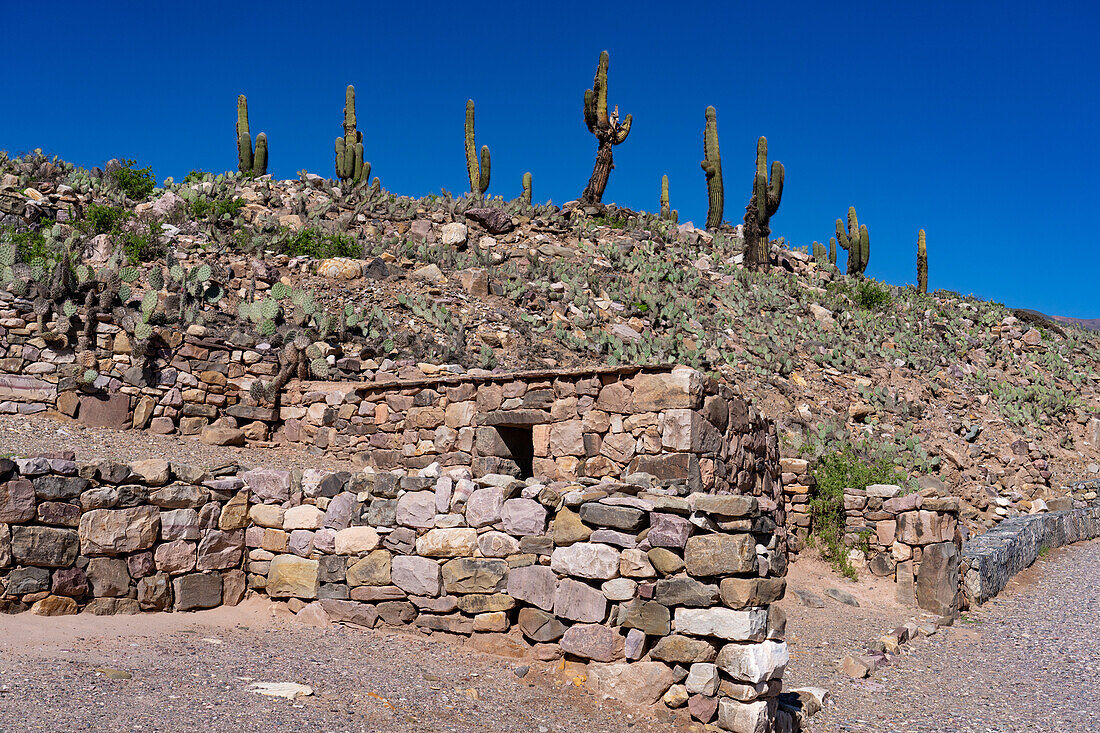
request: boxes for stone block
[267,555,319,599]
[79,506,160,556]
[674,607,768,641]
[173,572,223,611]
[684,533,756,576]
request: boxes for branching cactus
[836,206,870,276]
[236,95,268,176]
[700,106,723,229]
[917,228,928,293]
[465,100,491,196]
[335,85,370,185]
[580,51,632,204]
[521,172,532,205]
[812,241,827,263]
[742,136,784,270]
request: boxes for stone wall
[961,504,1100,608]
[1,441,796,732]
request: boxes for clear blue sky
[3,1,1097,317]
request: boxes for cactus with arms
[836,206,870,276]
[580,51,632,204]
[236,95,268,176]
[521,172,532,205]
[700,106,723,229]
[465,100,491,196]
[917,229,928,293]
[335,85,370,185]
[742,137,784,270]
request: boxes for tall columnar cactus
[829,238,837,265]
[580,50,632,205]
[335,85,370,185]
[521,172,532,205]
[917,228,928,293]
[700,106,723,229]
[836,206,870,276]
[812,241,827,263]
[465,100,490,196]
[660,175,671,219]
[742,137,784,271]
[236,95,268,176]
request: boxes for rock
[674,607,768,641]
[684,533,756,576]
[685,662,720,695]
[173,572,223,611]
[51,567,88,597]
[440,223,468,246]
[129,459,172,486]
[550,542,620,580]
[620,599,671,635]
[249,682,313,699]
[0,478,36,523]
[662,684,689,708]
[155,540,196,574]
[267,555,319,599]
[31,595,78,616]
[619,548,656,578]
[840,654,870,678]
[319,599,378,627]
[79,506,159,555]
[916,541,959,616]
[346,550,390,586]
[295,601,331,627]
[506,564,557,611]
[78,393,130,429]
[517,607,566,642]
[7,566,50,594]
[716,640,789,684]
[579,503,645,531]
[691,494,758,517]
[465,487,504,527]
[413,263,445,284]
[648,513,692,548]
[465,207,514,235]
[10,526,79,567]
[457,268,488,296]
[500,498,546,536]
[334,526,381,555]
[650,635,718,664]
[477,530,520,557]
[585,662,676,705]
[720,578,786,608]
[717,698,777,733]
[553,577,608,622]
[137,573,172,610]
[688,693,719,722]
[647,547,685,576]
[196,530,244,571]
[654,577,719,607]
[160,508,201,541]
[441,558,507,594]
[560,623,624,662]
[396,491,437,528]
[790,588,825,608]
[86,557,132,596]
[283,505,325,530]
[200,426,246,446]
[241,470,291,503]
[824,587,860,607]
[552,507,592,545]
[317,257,362,280]
[391,555,443,597]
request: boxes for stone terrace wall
[1,446,797,732]
[961,505,1100,608]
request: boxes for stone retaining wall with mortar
[1,441,800,733]
[960,504,1100,608]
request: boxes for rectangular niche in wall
[495,426,534,480]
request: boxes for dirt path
[807,539,1100,732]
[0,598,690,733]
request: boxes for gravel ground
[0,599,691,733]
[808,539,1100,733]
[0,413,355,472]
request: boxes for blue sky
[3,1,1097,317]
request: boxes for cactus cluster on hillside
[742,137,784,271]
[335,85,370,186]
[236,95,268,177]
[835,206,870,277]
[464,100,491,196]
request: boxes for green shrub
[111,159,156,200]
[809,447,897,579]
[853,280,892,310]
[281,227,359,259]
[591,213,628,229]
[213,197,245,219]
[182,170,210,184]
[120,224,162,265]
[1,226,49,264]
[84,204,130,235]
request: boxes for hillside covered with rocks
[1,142,1098,548]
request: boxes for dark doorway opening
[497,426,534,480]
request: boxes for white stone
[283,505,325,531]
[333,526,380,555]
[685,663,719,696]
[717,697,776,733]
[440,223,468,246]
[715,640,789,684]
[601,577,637,601]
[550,542,621,580]
[673,607,768,641]
[414,528,477,557]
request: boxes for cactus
[700,107,723,229]
[836,206,870,276]
[828,238,837,265]
[660,175,671,220]
[236,95,268,176]
[134,321,152,340]
[464,100,491,195]
[812,241,827,263]
[335,85,370,185]
[521,172,532,205]
[580,51,632,204]
[917,229,928,293]
[271,282,289,300]
[743,137,784,271]
[310,357,330,379]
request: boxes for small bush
[120,224,163,265]
[809,447,897,579]
[213,197,245,220]
[1,226,49,263]
[111,159,156,200]
[281,227,359,259]
[182,170,210,184]
[592,213,628,229]
[84,204,130,235]
[853,280,892,310]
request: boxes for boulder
[267,555,319,599]
[684,534,756,576]
[674,607,768,641]
[500,498,546,536]
[414,528,476,557]
[0,479,36,523]
[391,555,442,597]
[173,572,223,611]
[585,662,676,705]
[441,558,507,594]
[553,578,608,623]
[550,542,620,580]
[560,623,624,662]
[916,541,959,616]
[715,640,789,684]
[506,564,558,611]
[79,506,159,555]
[10,526,79,567]
[334,526,382,555]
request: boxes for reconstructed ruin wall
[0,446,799,733]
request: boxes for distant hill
[1014,308,1100,333]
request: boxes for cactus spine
[236,95,268,176]
[465,100,490,195]
[335,85,369,185]
[521,172,532,205]
[580,51,632,205]
[742,137,784,271]
[701,106,723,229]
[836,206,870,276]
[917,228,928,293]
